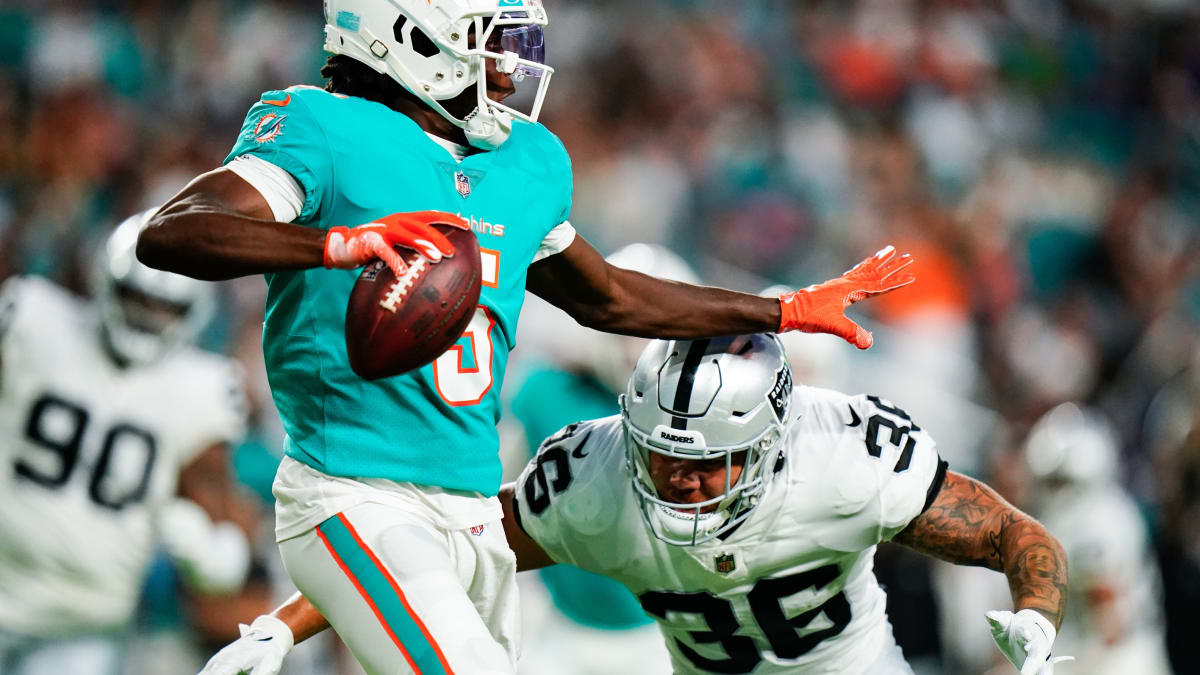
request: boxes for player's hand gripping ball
[324,211,468,276]
[343,212,481,380]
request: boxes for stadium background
[0,0,1197,673]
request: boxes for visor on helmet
[499,24,546,80]
[470,10,553,124]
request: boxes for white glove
[198,614,294,675]
[986,609,1074,675]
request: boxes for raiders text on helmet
[622,334,793,545]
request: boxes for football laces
[379,256,429,313]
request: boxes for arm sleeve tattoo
[892,471,1069,628]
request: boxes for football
[345,225,482,380]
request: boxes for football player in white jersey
[1018,403,1170,675]
[202,335,1070,675]
[0,211,253,675]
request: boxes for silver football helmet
[323,0,553,149]
[93,210,215,366]
[1024,402,1119,489]
[622,334,793,545]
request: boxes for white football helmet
[93,210,216,366]
[586,244,699,393]
[1024,402,1119,489]
[622,334,793,545]
[323,0,553,149]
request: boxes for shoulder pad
[507,120,573,214]
[516,416,627,547]
[0,276,83,343]
[226,87,337,222]
[253,85,338,108]
[786,388,942,547]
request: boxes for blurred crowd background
[1,0,1198,674]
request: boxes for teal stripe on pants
[318,514,450,675]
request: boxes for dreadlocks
[321,55,422,110]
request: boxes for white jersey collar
[425,132,469,162]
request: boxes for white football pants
[279,501,520,675]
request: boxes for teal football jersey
[225,86,573,495]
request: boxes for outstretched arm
[527,236,914,349]
[892,470,1068,628]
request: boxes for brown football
[345,225,482,380]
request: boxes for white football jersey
[0,276,246,636]
[513,386,945,675]
[1034,485,1169,672]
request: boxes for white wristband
[244,614,295,654]
[1017,608,1057,644]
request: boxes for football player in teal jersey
[138,2,915,673]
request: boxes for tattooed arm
[892,471,1068,628]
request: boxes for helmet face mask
[113,284,192,336]
[624,419,782,546]
[622,335,793,546]
[94,211,215,367]
[323,0,554,149]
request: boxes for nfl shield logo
[361,260,383,281]
[454,171,471,198]
[714,553,736,574]
[470,524,485,536]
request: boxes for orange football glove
[778,245,915,349]
[323,211,470,277]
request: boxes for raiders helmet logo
[659,431,695,444]
[768,366,792,422]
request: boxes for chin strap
[652,503,728,545]
[464,107,513,150]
